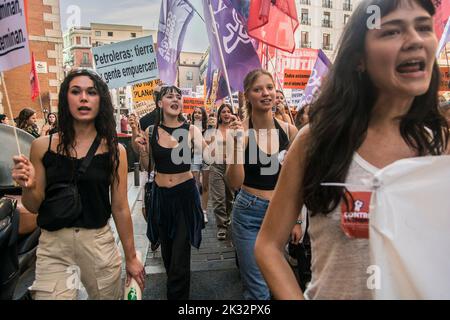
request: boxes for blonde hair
[243,69,275,119]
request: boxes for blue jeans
[232,189,270,300]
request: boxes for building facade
[178,51,207,89]
[295,0,362,60]
[1,0,64,119]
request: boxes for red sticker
[340,191,372,239]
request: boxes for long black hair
[57,69,120,184]
[193,106,208,132]
[303,0,448,216]
[47,112,58,128]
[216,103,233,129]
[154,85,185,126]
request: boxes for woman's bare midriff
[154,171,194,188]
[241,185,274,201]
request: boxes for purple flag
[298,50,331,110]
[203,0,261,94]
[157,0,195,85]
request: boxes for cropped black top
[42,135,112,230]
[243,118,290,191]
[150,123,192,174]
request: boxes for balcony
[301,42,312,48]
[300,0,311,5]
[322,20,333,28]
[343,2,353,11]
[322,43,333,51]
[301,17,311,26]
[322,0,332,9]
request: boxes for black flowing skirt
[146,178,204,249]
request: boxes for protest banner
[183,97,205,114]
[0,0,31,155]
[133,100,156,119]
[92,36,159,89]
[283,69,311,89]
[0,0,30,71]
[132,79,162,103]
[275,48,318,85]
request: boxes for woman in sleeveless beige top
[255,0,449,300]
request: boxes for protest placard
[283,69,311,89]
[132,79,162,103]
[92,36,159,89]
[183,97,205,114]
[0,0,30,71]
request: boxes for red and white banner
[273,48,318,87]
[0,0,31,72]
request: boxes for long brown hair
[303,0,448,216]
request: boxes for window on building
[323,12,332,28]
[343,0,352,11]
[323,0,332,9]
[76,36,81,45]
[344,14,350,25]
[108,32,113,37]
[95,31,101,36]
[81,37,89,46]
[323,33,331,50]
[131,33,137,38]
[186,71,193,80]
[301,9,310,25]
[82,53,90,65]
[301,31,310,48]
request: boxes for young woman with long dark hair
[226,69,298,300]
[136,85,212,300]
[208,103,235,240]
[41,112,58,136]
[12,70,145,299]
[255,0,449,300]
[16,108,40,138]
[191,106,210,223]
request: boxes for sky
[59,0,209,52]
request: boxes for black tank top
[150,122,192,174]
[42,135,112,229]
[243,119,290,190]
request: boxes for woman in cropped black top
[12,70,145,300]
[225,69,298,300]
[136,85,212,300]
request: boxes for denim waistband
[238,188,270,205]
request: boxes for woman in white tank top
[255,0,449,300]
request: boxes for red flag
[433,0,450,41]
[30,52,40,102]
[248,0,299,53]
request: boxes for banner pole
[1,72,22,155]
[207,0,236,114]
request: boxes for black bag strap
[75,135,101,180]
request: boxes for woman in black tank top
[12,70,145,299]
[225,69,297,300]
[136,85,213,300]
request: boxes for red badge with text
[340,191,372,239]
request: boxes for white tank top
[304,153,378,300]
